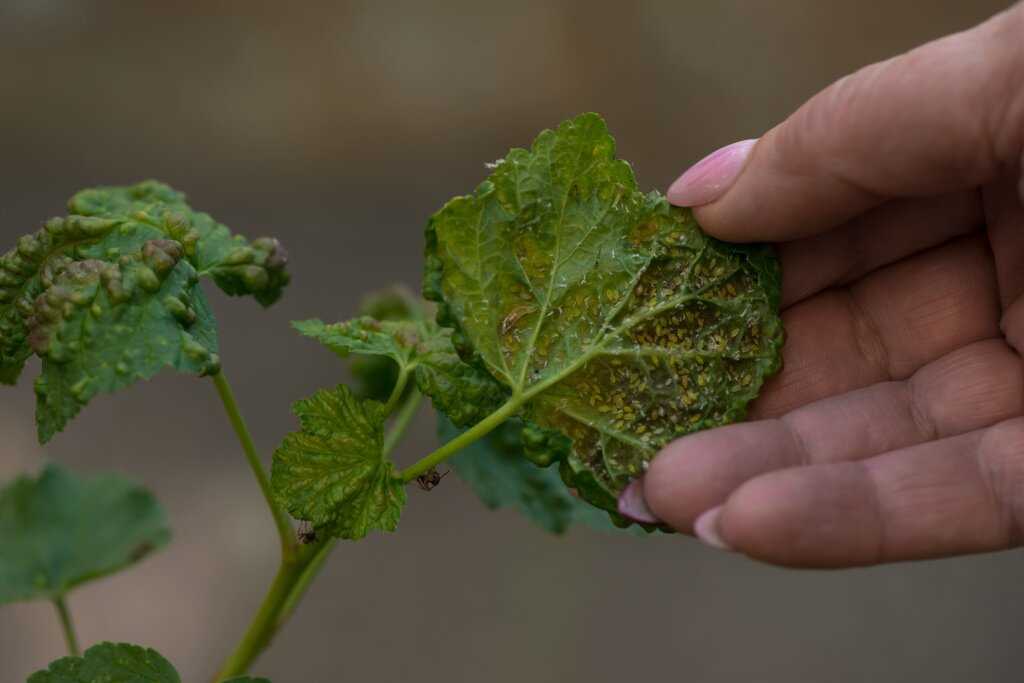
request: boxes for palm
[646,183,1024,567]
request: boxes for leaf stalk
[52,595,80,657]
[398,395,520,482]
[211,371,296,559]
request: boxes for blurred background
[1,1,1022,681]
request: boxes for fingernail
[693,506,733,551]
[617,478,661,524]
[667,139,757,207]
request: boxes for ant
[297,520,318,545]
[415,467,450,491]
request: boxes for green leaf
[425,113,784,514]
[0,180,290,442]
[442,416,643,534]
[26,642,274,683]
[0,465,169,604]
[271,385,406,540]
[31,242,220,443]
[27,643,180,683]
[68,181,290,306]
[294,315,507,428]
[349,286,422,401]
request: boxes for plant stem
[398,395,520,482]
[212,371,295,559]
[274,538,337,630]
[382,366,411,416]
[383,390,423,457]
[53,596,80,657]
[213,545,317,682]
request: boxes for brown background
[1,2,1022,682]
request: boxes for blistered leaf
[31,241,219,443]
[68,181,290,306]
[0,465,169,604]
[425,113,783,514]
[443,417,643,534]
[271,385,406,540]
[294,316,507,427]
[0,181,289,442]
[26,642,273,683]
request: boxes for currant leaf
[442,416,645,534]
[424,113,784,514]
[0,181,289,442]
[294,315,507,428]
[271,385,406,540]
[26,642,273,683]
[0,465,169,605]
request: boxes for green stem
[213,546,316,682]
[53,596,80,657]
[383,390,423,457]
[275,538,338,630]
[212,371,295,559]
[382,366,410,415]
[398,395,520,482]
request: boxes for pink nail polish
[617,478,660,524]
[667,139,757,207]
[693,506,733,551]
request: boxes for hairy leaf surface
[27,642,272,683]
[0,181,289,442]
[0,465,169,604]
[425,113,783,513]
[271,385,406,540]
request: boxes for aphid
[500,305,533,336]
[297,520,318,545]
[415,467,450,491]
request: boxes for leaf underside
[425,113,784,514]
[27,641,272,683]
[0,464,170,605]
[271,385,406,540]
[0,181,289,442]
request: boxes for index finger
[670,5,1024,243]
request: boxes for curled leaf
[0,180,289,442]
[425,113,784,514]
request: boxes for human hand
[618,3,1024,567]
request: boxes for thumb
[668,4,1024,242]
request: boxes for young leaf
[0,464,169,605]
[294,315,507,428]
[26,641,273,683]
[28,643,179,683]
[271,385,406,540]
[0,181,289,442]
[442,417,644,534]
[425,113,784,514]
[348,286,422,401]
